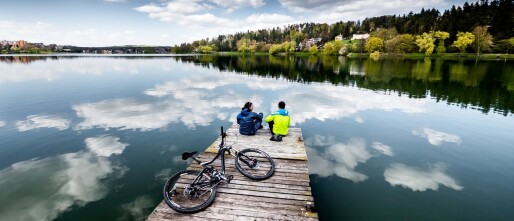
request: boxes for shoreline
[2,52,514,60]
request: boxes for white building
[305,38,322,48]
[351,34,370,40]
[335,34,343,41]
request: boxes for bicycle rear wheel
[235,148,275,180]
[163,170,217,213]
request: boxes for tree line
[171,0,514,55]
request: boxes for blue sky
[0,0,468,46]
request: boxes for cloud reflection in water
[0,136,128,221]
[412,128,462,146]
[384,163,463,191]
[73,72,274,130]
[307,136,394,182]
[16,115,70,131]
[282,85,427,125]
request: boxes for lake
[0,55,513,221]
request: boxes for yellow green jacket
[265,109,290,135]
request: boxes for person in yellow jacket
[265,101,290,138]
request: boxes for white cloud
[104,0,132,3]
[371,142,394,156]
[85,135,129,157]
[0,21,51,41]
[208,0,265,12]
[412,128,461,146]
[279,0,447,23]
[307,138,371,182]
[16,115,70,131]
[73,69,273,131]
[384,163,463,191]
[0,150,127,221]
[0,57,147,83]
[354,116,364,123]
[308,136,396,182]
[305,134,336,146]
[283,85,426,126]
[118,196,155,221]
[0,121,5,128]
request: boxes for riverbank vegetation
[172,0,514,57]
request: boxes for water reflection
[384,163,463,191]
[412,128,462,146]
[177,55,514,116]
[15,115,70,131]
[85,135,128,157]
[0,57,146,83]
[306,136,393,182]
[0,136,128,221]
[119,196,155,221]
[283,85,426,125]
[371,142,394,156]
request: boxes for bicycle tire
[163,170,217,213]
[235,148,275,180]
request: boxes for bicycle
[163,126,276,214]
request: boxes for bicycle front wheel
[235,148,275,180]
[163,170,217,214]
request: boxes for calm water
[0,55,513,221]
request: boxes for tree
[415,32,435,56]
[323,41,344,55]
[472,26,493,56]
[197,45,213,54]
[452,32,474,53]
[269,44,284,55]
[365,37,384,53]
[237,37,256,53]
[398,34,416,53]
[309,45,319,55]
[434,31,450,53]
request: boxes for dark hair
[242,101,252,110]
[278,101,285,109]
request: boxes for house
[306,38,322,48]
[335,34,343,41]
[351,34,370,40]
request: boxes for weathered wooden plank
[216,188,314,201]
[146,126,317,221]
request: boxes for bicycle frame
[187,127,232,188]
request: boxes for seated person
[265,101,290,136]
[236,102,263,135]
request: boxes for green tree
[308,45,319,55]
[237,37,256,53]
[370,28,398,41]
[434,31,450,53]
[323,42,337,55]
[365,37,384,53]
[197,45,213,54]
[472,26,493,56]
[398,34,416,53]
[452,32,474,54]
[269,44,284,55]
[415,32,435,56]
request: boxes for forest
[171,0,514,55]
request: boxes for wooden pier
[146,125,318,221]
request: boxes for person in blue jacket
[236,101,263,135]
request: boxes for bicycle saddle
[182,151,198,160]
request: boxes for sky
[0,0,468,47]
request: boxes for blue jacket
[237,109,262,135]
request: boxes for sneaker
[270,134,282,142]
[259,125,264,129]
